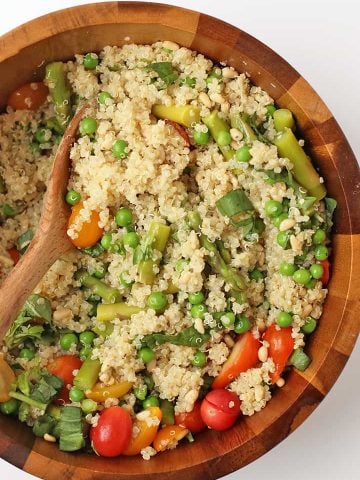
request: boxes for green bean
[230,113,257,143]
[151,104,201,127]
[78,271,121,304]
[273,108,295,132]
[97,303,142,322]
[274,128,326,200]
[203,111,235,160]
[45,62,71,132]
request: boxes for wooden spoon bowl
[0,3,359,480]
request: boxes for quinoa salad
[0,41,336,459]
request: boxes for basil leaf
[24,294,52,323]
[146,62,179,86]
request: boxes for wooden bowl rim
[0,2,359,479]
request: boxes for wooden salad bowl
[0,2,359,479]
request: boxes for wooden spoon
[0,105,88,341]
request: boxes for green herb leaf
[16,229,33,254]
[59,406,85,452]
[146,62,179,86]
[141,326,210,349]
[24,294,52,323]
[324,197,337,233]
[216,189,254,218]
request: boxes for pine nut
[44,433,56,443]
[210,92,225,104]
[230,128,243,141]
[194,317,205,334]
[279,218,296,231]
[224,334,235,348]
[222,67,237,79]
[53,307,72,322]
[257,320,267,333]
[258,345,268,362]
[162,40,179,51]
[199,92,212,108]
[276,378,285,388]
[290,234,302,252]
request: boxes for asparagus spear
[230,113,257,143]
[152,104,201,127]
[77,271,121,304]
[97,303,142,322]
[203,111,235,160]
[45,62,72,132]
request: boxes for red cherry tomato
[263,324,294,383]
[47,355,83,404]
[212,332,261,389]
[320,259,330,285]
[200,389,241,431]
[7,247,20,266]
[175,401,206,433]
[90,406,132,457]
[7,82,48,111]
[165,119,190,146]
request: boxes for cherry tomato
[175,401,206,433]
[263,324,294,383]
[165,119,190,146]
[200,389,241,431]
[90,406,132,457]
[320,259,330,286]
[153,425,189,452]
[47,355,83,404]
[123,407,162,456]
[0,356,16,402]
[212,332,261,389]
[67,202,103,248]
[7,82,48,111]
[7,247,20,266]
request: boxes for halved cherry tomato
[7,82,48,111]
[212,332,261,389]
[263,324,294,383]
[85,381,133,402]
[67,202,103,248]
[0,356,16,402]
[47,355,83,404]
[200,389,240,431]
[165,119,190,146]
[90,406,132,457]
[153,425,189,452]
[175,401,206,433]
[320,259,330,286]
[123,407,162,456]
[7,247,20,266]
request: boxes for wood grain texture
[0,2,359,480]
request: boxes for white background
[0,1,359,479]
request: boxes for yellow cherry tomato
[85,381,133,402]
[153,424,189,452]
[123,407,162,456]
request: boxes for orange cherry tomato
[200,389,240,431]
[263,324,294,383]
[123,407,162,456]
[153,424,189,452]
[175,401,206,433]
[212,332,261,389]
[320,259,330,286]
[7,247,20,266]
[7,82,48,111]
[67,202,103,248]
[47,355,83,404]
[0,356,16,402]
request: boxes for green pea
[147,291,167,312]
[266,104,277,117]
[190,304,208,319]
[181,76,196,88]
[192,350,207,368]
[314,245,329,261]
[234,315,251,334]
[175,258,190,273]
[98,91,112,104]
[312,229,326,245]
[277,231,290,249]
[100,233,112,250]
[265,200,283,217]
[138,347,155,364]
[142,395,159,409]
[119,270,134,288]
[193,130,210,145]
[79,346,93,360]
[69,386,85,403]
[115,207,133,227]
[301,317,317,334]
[65,189,81,206]
[293,268,311,285]
[249,269,264,282]
[279,262,297,276]
[310,263,324,279]
[188,292,205,305]
[83,52,99,70]
[79,117,97,136]
[235,145,251,162]
[273,213,288,228]
[305,278,317,289]
[19,348,35,360]
[217,130,232,147]
[220,312,235,328]
[276,311,293,328]
[35,128,51,143]
[79,331,96,346]
[206,68,222,84]
[0,398,20,415]
[123,231,139,249]
[60,332,78,351]
[81,398,98,414]
[134,385,148,401]
[112,139,129,159]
